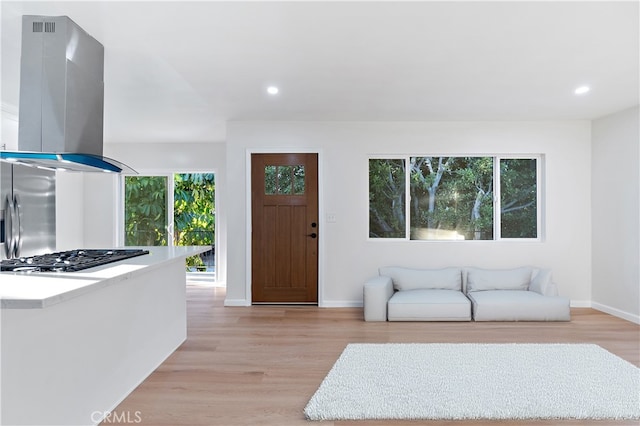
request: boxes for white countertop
[0,246,210,309]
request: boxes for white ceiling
[1,1,639,144]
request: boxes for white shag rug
[304,343,640,421]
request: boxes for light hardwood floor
[106,285,640,426]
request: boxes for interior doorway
[123,172,216,280]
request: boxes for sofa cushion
[466,267,532,292]
[467,290,570,321]
[387,289,471,321]
[529,268,553,295]
[379,267,462,291]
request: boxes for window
[124,176,168,246]
[369,156,540,240]
[499,158,538,239]
[124,173,216,274]
[173,173,216,257]
[265,165,305,195]
[369,159,406,238]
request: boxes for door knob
[307,233,317,238]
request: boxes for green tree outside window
[125,173,215,271]
[369,156,539,240]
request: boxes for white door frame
[244,148,325,306]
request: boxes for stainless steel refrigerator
[1,162,56,260]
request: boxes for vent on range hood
[0,15,136,174]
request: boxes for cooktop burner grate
[1,249,150,272]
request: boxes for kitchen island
[0,246,210,426]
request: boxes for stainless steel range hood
[0,15,136,174]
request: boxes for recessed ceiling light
[267,86,279,95]
[574,85,590,95]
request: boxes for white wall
[226,121,592,307]
[0,103,19,150]
[54,172,121,251]
[105,142,226,175]
[591,106,640,323]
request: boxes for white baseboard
[591,302,640,325]
[320,301,364,308]
[570,300,592,308]
[219,298,639,324]
[224,298,251,307]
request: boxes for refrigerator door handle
[4,194,15,258]
[13,194,22,258]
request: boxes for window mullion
[495,156,501,240]
[537,156,543,241]
[118,175,125,246]
[168,173,175,247]
[405,156,411,240]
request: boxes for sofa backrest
[379,267,462,291]
[529,268,556,295]
[465,267,532,293]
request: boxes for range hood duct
[0,15,136,174]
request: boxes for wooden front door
[251,153,319,303]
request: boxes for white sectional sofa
[364,267,471,321]
[363,266,570,322]
[465,267,570,321]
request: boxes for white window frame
[368,154,543,242]
[495,155,543,242]
[118,171,219,282]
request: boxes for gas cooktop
[0,249,150,272]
